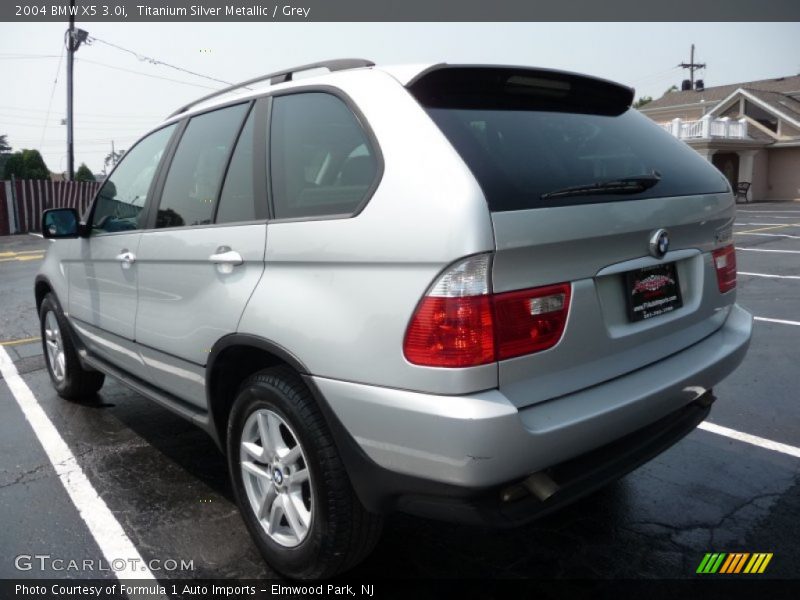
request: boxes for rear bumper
[395,394,713,526]
[310,303,751,518]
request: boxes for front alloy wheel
[43,311,66,382]
[39,293,104,399]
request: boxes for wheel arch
[34,275,55,312]
[206,334,311,451]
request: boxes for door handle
[209,249,244,265]
[115,250,136,269]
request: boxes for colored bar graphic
[698,552,772,574]
[698,553,728,574]
[758,554,773,573]
[719,554,736,574]
[696,553,713,574]
[745,554,764,573]
[733,553,750,573]
[711,553,726,573]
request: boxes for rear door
[134,101,267,406]
[68,124,176,377]
[410,67,736,408]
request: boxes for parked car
[36,59,752,578]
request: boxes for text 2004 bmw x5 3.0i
[35,60,752,578]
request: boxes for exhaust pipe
[523,472,560,501]
[500,471,561,503]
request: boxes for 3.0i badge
[649,229,670,259]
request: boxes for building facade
[639,75,800,202]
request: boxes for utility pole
[65,0,88,181]
[679,43,706,88]
[66,0,75,180]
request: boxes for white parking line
[738,210,800,214]
[736,247,800,254]
[736,215,800,219]
[754,316,800,327]
[734,222,800,226]
[739,272,800,280]
[735,233,800,239]
[699,422,800,459]
[0,347,157,582]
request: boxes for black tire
[227,366,382,579]
[39,293,105,399]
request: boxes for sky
[1,21,799,174]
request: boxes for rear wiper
[540,171,661,200]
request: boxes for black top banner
[3,0,800,22]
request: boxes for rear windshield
[414,72,729,211]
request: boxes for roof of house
[640,74,800,111]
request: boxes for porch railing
[660,116,749,140]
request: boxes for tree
[0,135,11,177]
[633,96,653,109]
[104,149,125,173]
[75,163,96,182]
[3,149,50,180]
[664,85,679,94]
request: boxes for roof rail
[167,58,375,118]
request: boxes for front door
[68,124,176,376]
[712,152,740,190]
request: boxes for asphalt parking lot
[0,202,798,588]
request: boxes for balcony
[660,116,749,140]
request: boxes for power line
[0,54,62,60]
[629,66,680,85]
[0,105,161,120]
[2,115,158,128]
[86,35,232,87]
[40,45,66,148]
[75,57,218,90]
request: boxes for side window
[91,124,175,233]
[216,108,256,224]
[157,103,248,228]
[270,93,378,219]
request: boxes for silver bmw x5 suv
[36,59,752,578]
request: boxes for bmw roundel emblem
[649,229,670,259]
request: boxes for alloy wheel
[239,408,313,547]
[44,311,66,382]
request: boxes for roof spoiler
[407,65,634,116]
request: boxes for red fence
[0,179,101,236]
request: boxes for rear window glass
[414,70,728,211]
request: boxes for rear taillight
[403,254,571,368]
[712,245,737,293]
[403,254,495,368]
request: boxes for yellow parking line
[0,254,45,263]
[735,222,800,234]
[0,336,41,347]
[0,250,47,257]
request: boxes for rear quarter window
[269,92,379,220]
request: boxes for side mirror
[42,208,82,239]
